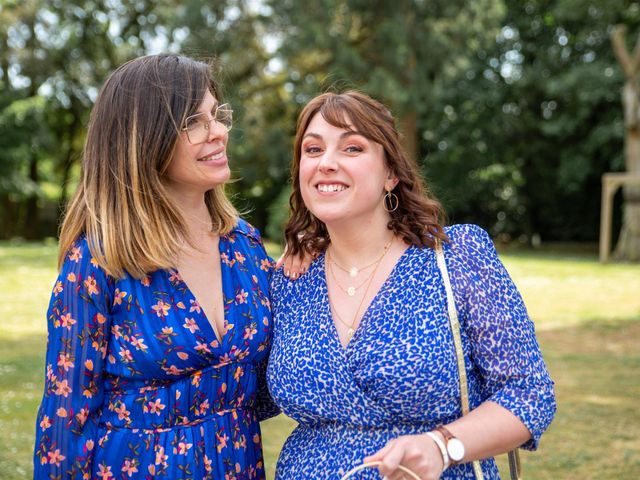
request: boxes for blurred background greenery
[0,0,637,246]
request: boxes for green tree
[424,0,636,242]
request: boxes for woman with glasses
[33,54,279,479]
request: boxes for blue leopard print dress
[267,224,556,479]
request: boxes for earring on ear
[383,187,399,213]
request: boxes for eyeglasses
[181,103,233,145]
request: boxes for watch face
[448,438,465,461]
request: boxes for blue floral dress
[34,219,278,480]
[267,224,556,479]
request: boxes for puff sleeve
[446,225,556,449]
[33,238,113,478]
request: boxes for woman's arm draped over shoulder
[448,224,556,451]
[34,239,112,479]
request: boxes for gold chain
[326,239,394,340]
[326,240,392,296]
[330,241,392,277]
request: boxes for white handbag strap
[435,241,486,480]
[435,240,522,480]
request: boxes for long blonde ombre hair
[58,54,238,279]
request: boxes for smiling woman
[267,91,556,480]
[32,54,280,479]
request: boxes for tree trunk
[613,84,640,261]
[400,110,418,163]
[23,153,40,240]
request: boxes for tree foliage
[0,0,636,248]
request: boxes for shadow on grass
[2,320,639,480]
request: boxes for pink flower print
[154,446,168,466]
[198,399,210,416]
[243,325,257,340]
[146,399,166,415]
[177,442,193,455]
[177,351,189,360]
[68,246,82,262]
[141,275,151,286]
[66,272,76,282]
[114,403,130,421]
[233,434,247,450]
[169,271,182,283]
[111,325,123,339]
[165,364,183,375]
[121,459,139,477]
[54,379,72,397]
[152,300,171,318]
[221,252,235,267]
[57,353,74,371]
[204,454,213,473]
[191,371,202,387]
[90,257,99,267]
[161,326,174,335]
[39,415,51,431]
[176,301,186,309]
[235,289,248,304]
[130,336,147,352]
[118,348,133,363]
[97,463,114,480]
[189,299,202,313]
[195,341,211,354]
[260,258,271,272]
[53,280,64,296]
[183,318,199,334]
[83,275,99,296]
[216,431,229,453]
[233,366,244,382]
[76,407,89,426]
[47,448,66,467]
[59,313,77,330]
[113,289,127,306]
[56,407,67,418]
[234,251,246,264]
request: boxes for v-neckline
[172,235,228,347]
[322,245,414,352]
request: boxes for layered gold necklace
[326,238,394,340]
[327,239,393,297]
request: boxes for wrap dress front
[267,224,556,479]
[34,219,278,480]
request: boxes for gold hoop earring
[383,190,399,213]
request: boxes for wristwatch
[435,425,466,465]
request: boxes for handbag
[435,240,523,480]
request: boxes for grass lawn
[1,240,639,479]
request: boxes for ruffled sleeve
[445,225,556,450]
[33,238,113,478]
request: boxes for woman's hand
[363,433,445,480]
[275,245,314,280]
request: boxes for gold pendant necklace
[327,239,393,296]
[326,238,394,341]
[330,240,393,278]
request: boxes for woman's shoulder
[441,224,498,266]
[60,235,98,268]
[443,224,492,245]
[229,217,264,244]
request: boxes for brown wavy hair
[58,54,238,279]
[285,91,448,256]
